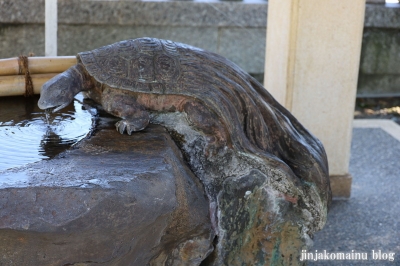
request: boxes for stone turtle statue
[38,37,331,264]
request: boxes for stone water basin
[0,107,213,265]
[0,91,214,265]
[0,93,95,172]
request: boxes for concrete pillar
[264,0,366,198]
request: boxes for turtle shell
[78,38,182,93]
[78,38,330,211]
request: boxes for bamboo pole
[0,56,76,76]
[0,73,59,97]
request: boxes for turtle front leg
[101,90,150,135]
[115,111,149,135]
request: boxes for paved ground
[309,119,400,265]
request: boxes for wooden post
[45,0,58,56]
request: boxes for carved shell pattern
[78,38,182,93]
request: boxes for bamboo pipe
[0,56,76,76]
[0,73,59,96]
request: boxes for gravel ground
[308,127,400,265]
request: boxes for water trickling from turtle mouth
[0,93,96,171]
[45,110,52,124]
[45,107,55,114]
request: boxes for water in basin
[0,93,96,171]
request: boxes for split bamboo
[0,73,59,96]
[0,56,76,76]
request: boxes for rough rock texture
[154,112,323,265]
[0,125,214,266]
[212,170,309,266]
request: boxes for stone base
[0,126,214,265]
[329,174,352,199]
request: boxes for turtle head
[38,67,83,112]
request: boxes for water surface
[0,94,95,171]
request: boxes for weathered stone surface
[3,0,398,29]
[360,29,400,75]
[0,0,268,27]
[211,170,309,266]
[0,125,214,265]
[365,4,400,28]
[57,25,219,58]
[219,27,266,73]
[358,29,400,96]
[357,74,400,96]
[358,27,400,96]
[66,1,267,27]
[0,0,45,23]
[0,24,44,57]
[366,0,385,3]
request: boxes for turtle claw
[115,119,149,135]
[115,120,127,135]
[126,124,134,135]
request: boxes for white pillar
[264,0,366,198]
[45,0,58,56]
